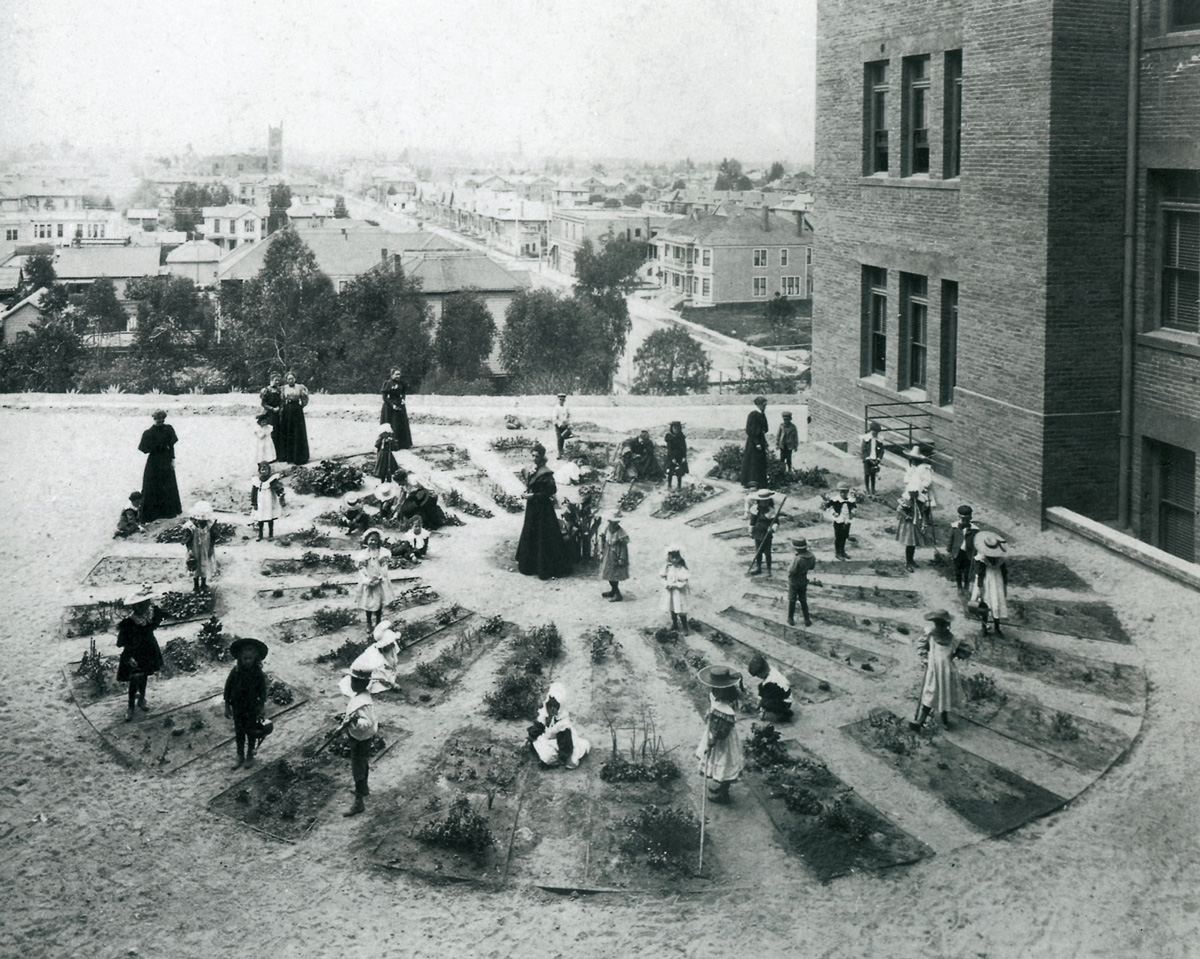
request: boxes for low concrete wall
[1045,506,1200,592]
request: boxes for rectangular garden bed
[650,483,727,519]
[967,633,1145,702]
[841,711,1067,836]
[1005,599,1130,644]
[63,590,218,639]
[685,502,749,528]
[208,723,402,843]
[743,732,934,882]
[719,607,895,677]
[83,555,185,587]
[739,594,914,641]
[259,555,414,577]
[256,578,426,610]
[384,617,515,709]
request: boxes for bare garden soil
[740,592,914,640]
[83,555,187,587]
[719,607,896,678]
[842,712,1068,835]
[968,631,1145,702]
[1004,598,1131,644]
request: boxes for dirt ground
[2,395,1199,959]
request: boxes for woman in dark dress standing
[259,372,283,461]
[380,368,413,450]
[740,395,769,488]
[138,410,182,522]
[277,371,310,465]
[516,443,574,580]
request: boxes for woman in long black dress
[277,372,310,465]
[259,372,283,461]
[138,410,181,522]
[380,369,413,450]
[516,443,574,580]
[740,395,769,488]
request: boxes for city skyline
[0,0,818,167]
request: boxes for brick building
[810,0,1200,560]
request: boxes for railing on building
[864,400,954,477]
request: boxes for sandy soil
[1,395,1199,959]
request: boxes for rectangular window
[780,249,789,267]
[57,223,63,238]
[5,228,16,241]
[901,273,929,389]
[753,277,768,296]
[1147,439,1196,561]
[753,249,768,267]
[1170,0,1200,30]
[244,219,254,233]
[1162,207,1200,332]
[864,266,888,376]
[213,219,221,234]
[944,50,963,178]
[702,278,711,296]
[903,55,931,176]
[702,249,711,266]
[865,61,890,174]
[781,276,802,296]
[940,281,959,405]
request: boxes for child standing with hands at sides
[822,483,857,560]
[664,421,689,490]
[599,513,630,602]
[910,610,971,731]
[253,412,275,466]
[661,545,691,633]
[776,411,799,472]
[116,584,164,722]
[250,462,287,541]
[114,491,145,538]
[374,423,398,482]
[353,528,395,635]
[183,501,218,593]
[224,637,269,769]
[339,659,379,817]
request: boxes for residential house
[472,194,550,258]
[552,182,591,208]
[0,288,48,344]
[200,205,266,253]
[655,211,813,306]
[549,208,679,276]
[403,252,530,323]
[0,179,130,257]
[578,176,628,199]
[52,245,162,300]
[166,240,222,288]
[125,208,160,231]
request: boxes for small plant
[491,489,524,513]
[436,604,463,627]
[1051,711,1081,741]
[789,466,829,489]
[618,488,644,512]
[196,615,227,660]
[76,638,112,696]
[868,712,913,756]
[415,661,449,688]
[315,636,372,668]
[819,797,871,842]
[480,615,505,635]
[651,626,679,645]
[516,623,563,663]
[964,671,999,702]
[483,672,541,720]
[312,607,361,635]
[775,781,823,815]
[744,723,794,769]
[299,551,358,574]
[600,755,681,785]
[489,435,534,451]
[276,527,333,549]
[162,636,199,673]
[586,626,619,664]
[398,621,425,646]
[156,521,237,546]
[416,795,496,858]
[617,805,701,873]
[290,460,363,497]
[157,590,216,621]
[267,678,293,706]
[658,484,713,515]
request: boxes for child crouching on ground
[224,637,270,768]
[250,461,287,541]
[114,491,145,538]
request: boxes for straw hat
[189,500,214,522]
[122,582,156,607]
[754,489,776,500]
[698,664,742,688]
[977,533,1008,558]
[344,492,361,507]
[338,650,379,696]
[372,620,395,644]
[791,538,809,551]
[229,637,269,662]
[923,609,953,624]
[375,482,399,502]
[906,446,927,463]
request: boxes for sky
[0,0,817,166]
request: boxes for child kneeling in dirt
[527,683,590,769]
[114,491,145,538]
[225,637,270,769]
[747,654,794,722]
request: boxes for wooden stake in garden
[698,712,713,873]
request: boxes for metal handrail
[864,400,954,462]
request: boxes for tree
[632,326,712,395]
[623,193,644,208]
[0,317,85,392]
[764,292,796,342]
[573,236,643,384]
[268,184,292,234]
[715,158,753,191]
[434,291,496,380]
[766,161,786,184]
[333,195,349,218]
[331,266,434,391]
[126,275,215,364]
[671,178,687,191]
[588,194,605,205]
[19,252,57,298]
[219,229,338,384]
[500,289,618,392]
[79,277,129,333]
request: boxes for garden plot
[79,683,307,774]
[381,616,514,709]
[452,469,524,514]
[369,730,529,884]
[735,536,842,555]
[936,556,1089,592]
[961,682,1133,772]
[311,605,478,671]
[256,578,427,610]
[752,577,923,610]
[813,558,911,578]
[739,593,915,642]
[711,510,825,540]
[83,555,185,587]
[1002,599,1131,645]
[411,443,472,471]
[63,589,218,639]
[842,710,1067,835]
[650,483,727,519]
[189,485,246,514]
[209,725,402,843]
[719,607,896,677]
[967,632,1145,702]
[270,527,357,551]
[742,725,934,882]
[685,501,749,528]
[688,618,842,706]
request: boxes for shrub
[415,661,448,688]
[617,805,701,873]
[416,795,495,858]
[312,606,360,634]
[483,672,541,720]
[617,489,644,511]
[516,623,563,663]
[708,443,744,478]
[744,723,793,769]
[170,364,229,394]
[964,671,999,702]
[315,636,371,668]
[268,678,294,705]
[290,460,363,497]
[819,797,871,842]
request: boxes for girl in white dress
[973,534,1010,636]
[910,610,972,730]
[353,528,396,635]
[660,545,691,634]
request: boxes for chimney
[762,205,770,232]
[381,248,389,265]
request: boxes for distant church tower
[268,124,283,175]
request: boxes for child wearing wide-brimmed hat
[973,534,1010,635]
[339,656,379,817]
[660,545,691,632]
[748,489,779,576]
[695,665,745,803]
[374,422,398,482]
[224,637,270,769]
[183,501,218,593]
[599,512,630,602]
[786,537,817,627]
[776,411,799,472]
[664,421,689,490]
[910,610,971,731]
[354,528,396,635]
[116,583,164,722]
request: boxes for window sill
[860,177,960,191]
[1137,329,1200,358]
[1144,31,1200,50]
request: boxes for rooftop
[403,254,530,294]
[52,245,162,280]
[166,240,222,264]
[657,212,812,245]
